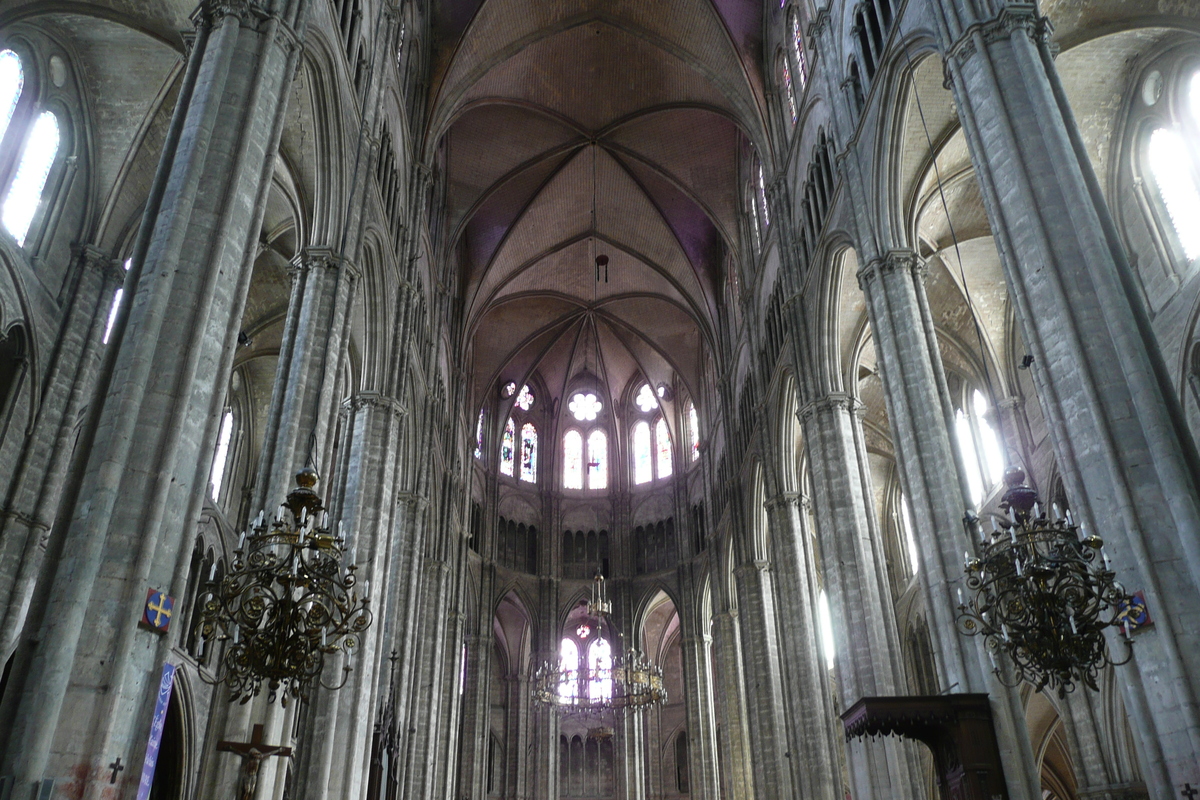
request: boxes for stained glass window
[515,384,534,411]
[576,624,591,639]
[564,430,583,489]
[782,59,797,125]
[0,51,22,146]
[791,11,808,91]
[588,638,613,701]
[901,494,918,575]
[501,381,517,398]
[955,408,983,505]
[3,111,60,246]
[973,390,1005,485]
[474,410,484,459]
[559,638,579,701]
[1148,128,1200,260]
[103,259,132,345]
[500,417,516,476]
[588,429,608,490]
[520,422,537,482]
[1190,69,1200,126]
[818,589,836,670]
[569,392,602,421]
[655,418,673,479]
[633,421,652,485]
[687,401,699,462]
[757,162,770,228]
[209,409,234,501]
[635,383,658,413]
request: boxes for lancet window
[1140,64,1200,265]
[953,388,1005,505]
[103,259,132,345]
[631,384,672,486]
[499,382,537,482]
[780,54,797,126]
[564,391,607,491]
[0,49,65,248]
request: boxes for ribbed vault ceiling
[431,0,763,414]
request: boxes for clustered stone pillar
[0,245,126,664]
[800,393,915,800]
[709,606,754,800]
[676,564,721,800]
[934,1,1200,791]
[0,4,310,799]
[732,558,797,797]
[857,250,1041,800]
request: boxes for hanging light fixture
[532,574,667,712]
[197,468,372,705]
[956,467,1133,696]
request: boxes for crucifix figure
[1182,784,1198,800]
[217,724,292,800]
[107,757,124,784]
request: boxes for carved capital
[763,492,804,513]
[290,247,360,281]
[797,392,862,424]
[346,391,406,417]
[807,7,831,40]
[75,244,124,285]
[945,3,1052,71]
[856,248,923,291]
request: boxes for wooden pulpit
[841,694,1008,800]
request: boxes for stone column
[253,249,359,509]
[800,394,916,800]
[934,1,1200,790]
[709,608,753,800]
[0,3,310,798]
[676,564,720,800]
[294,393,404,800]
[858,250,1041,800]
[761,493,840,800]
[732,561,797,798]
[0,246,125,664]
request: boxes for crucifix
[1182,784,1198,800]
[217,725,292,800]
[107,757,124,784]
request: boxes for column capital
[290,247,360,281]
[75,244,125,285]
[763,492,804,513]
[945,3,1052,69]
[856,249,924,291]
[345,391,406,417]
[797,392,863,424]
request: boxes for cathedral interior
[0,0,1199,798]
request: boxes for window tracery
[474,409,484,459]
[789,9,808,93]
[687,400,700,462]
[953,388,1005,505]
[632,384,673,485]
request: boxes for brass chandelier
[197,468,372,705]
[956,467,1133,696]
[532,575,667,712]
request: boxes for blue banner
[136,662,176,800]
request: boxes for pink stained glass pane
[587,430,608,490]
[656,418,673,479]
[792,13,808,90]
[500,417,516,476]
[782,60,797,124]
[633,421,652,485]
[474,410,484,459]
[520,422,537,482]
[515,384,534,411]
[563,431,583,489]
[688,402,699,461]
